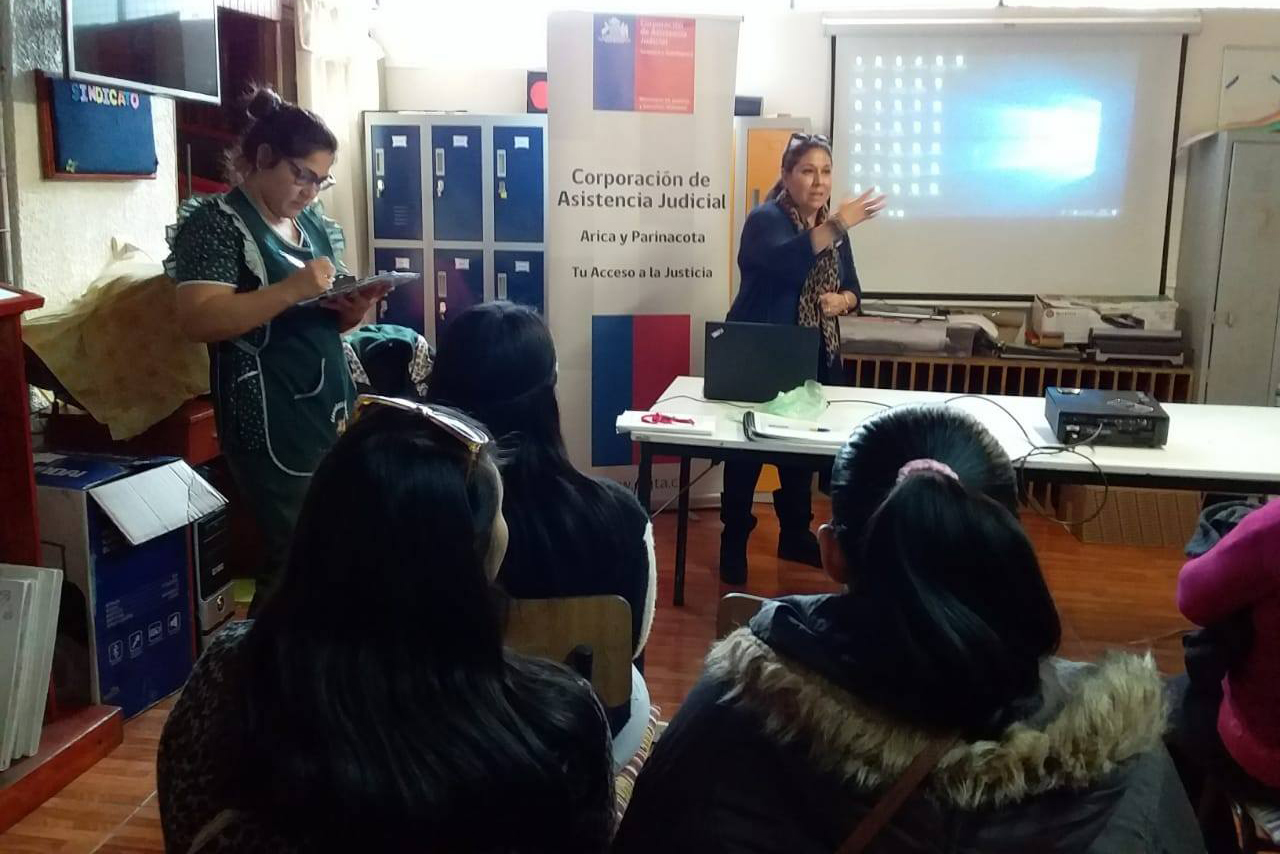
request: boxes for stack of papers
[0,564,64,770]
[839,314,949,355]
[859,301,945,321]
[743,412,849,446]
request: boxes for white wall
[384,67,529,114]
[377,6,1280,141]
[299,50,382,276]
[9,84,177,312]
[378,2,830,123]
[1166,11,1280,293]
[374,5,1280,298]
[293,0,384,277]
[1,0,178,313]
[736,11,830,127]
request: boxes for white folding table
[618,376,1280,605]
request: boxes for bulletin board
[36,71,157,181]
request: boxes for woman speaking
[719,132,885,583]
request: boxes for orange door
[744,125,807,497]
[744,127,802,215]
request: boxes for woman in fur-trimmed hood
[613,406,1203,854]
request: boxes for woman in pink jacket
[1172,499,1280,851]
[1177,499,1280,790]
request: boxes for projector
[1044,387,1170,448]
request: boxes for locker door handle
[434,148,446,176]
[1214,310,1235,328]
[374,148,385,176]
[436,271,448,298]
[496,149,507,179]
[752,189,760,207]
[497,273,508,300]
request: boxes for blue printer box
[34,453,227,718]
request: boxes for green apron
[222,188,354,478]
[214,190,354,612]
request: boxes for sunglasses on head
[788,132,831,147]
[349,394,491,462]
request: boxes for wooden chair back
[716,593,768,640]
[505,595,632,708]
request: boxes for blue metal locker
[370,125,422,241]
[493,126,544,243]
[494,250,545,314]
[433,249,485,332]
[373,248,426,334]
[431,125,483,241]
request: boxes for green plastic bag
[757,380,827,421]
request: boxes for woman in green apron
[167,87,387,612]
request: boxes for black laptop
[704,321,820,402]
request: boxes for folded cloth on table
[23,241,209,440]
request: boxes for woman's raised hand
[834,189,889,230]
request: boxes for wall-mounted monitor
[65,0,221,104]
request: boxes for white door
[1208,142,1280,405]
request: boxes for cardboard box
[1058,484,1200,548]
[34,453,226,717]
[1030,295,1178,345]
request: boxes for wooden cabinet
[0,285,44,566]
[177,1,297,200]
[0,285,124,835]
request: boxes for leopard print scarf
[778,190,842,360]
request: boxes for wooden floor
[0,503,1191,852]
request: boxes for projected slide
[839,48,1137,220]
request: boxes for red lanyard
[642,413,694,425]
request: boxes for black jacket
[728,200,862,329]
[158,622,614,853]
[614,595,1203,854]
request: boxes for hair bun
[245,86,283,121]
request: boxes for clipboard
[297,271,420,306]
[742,411,847,449]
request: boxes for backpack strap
[836,736,959,854]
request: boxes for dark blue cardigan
[727,199,862,328]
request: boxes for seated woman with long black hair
[613,405,1201,854]
[157,398,614,853]
[426,302,655,762]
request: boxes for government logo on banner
[593,14,695,114]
